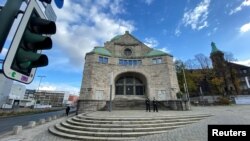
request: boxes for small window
[99,56,108,64]
[157,58,162,64]
[118,59,142,66]
[129,60,133,66]
[124,60,128,66]
[103,57,108,64]
[152,59,157,64]
[133,60,137,66]
[243,69,247,73]
[119,59,123,65]
[138,60,142,65]
[152,58,162,64]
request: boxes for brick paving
[0,105,250,141]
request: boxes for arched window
[115,76,144,95]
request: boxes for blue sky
[0,0,250,95]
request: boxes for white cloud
[144,37,159,48]
[52,0,134,69]
[26,81,80,94]
[182,0,210,30]
[207,27,218,36]
[233,59,250,67]
[158,47,170,53]
[229,0,250,15]
[240,22,250,33]
[145,0,154,5]
[175,23,182,36]
[109,0,125,15]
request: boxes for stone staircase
[49,113,211,140]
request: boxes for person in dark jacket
[145,98,151,112]
[153,97,158,112]
[66,106,70,116]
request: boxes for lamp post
[182,64,189,101]
[37,75,46,92]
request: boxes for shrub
[217,96,230,105]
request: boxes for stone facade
[79,31,180,112]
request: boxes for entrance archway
[115,72,147,96]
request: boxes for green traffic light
[16,48,48,69]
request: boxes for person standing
[145,98,151,112]
[66,106,70,116]
[153,97,158,112]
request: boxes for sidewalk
[0,105,250,141]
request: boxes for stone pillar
[28,121,36,128]
[13,125,22,135]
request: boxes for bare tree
[185,59,199,70]
[194,53,212,69]
[224,52,237,62]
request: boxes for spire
[211,42,220,53]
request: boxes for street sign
[45,4,57,22]
[54,0,64,9]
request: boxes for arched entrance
[115,72,146,96]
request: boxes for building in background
[210,42,250,95]
[0,70,13,108]
[20,89,36,107]
[35,90,65,107]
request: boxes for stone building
[210,42,250,95]
[78,31,180,112]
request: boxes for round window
[124,48,132,56]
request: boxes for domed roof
[145,49,169,57]
[92,47,112,56]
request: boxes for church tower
[209,42,234,95]
[210,42,227,75]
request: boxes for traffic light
[3,0,56,84]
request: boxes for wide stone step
[76,114,211,121]
[49,126,136,141]
[49,114,212,140]
[66,118,197,128]
[61,121,184,132]
[54,123,170,137]
[72,116,204,124]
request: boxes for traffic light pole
[0,0,24,53]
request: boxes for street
[0,110,66,135]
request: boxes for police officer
[153,97,158,112]
[145,98,150,112]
